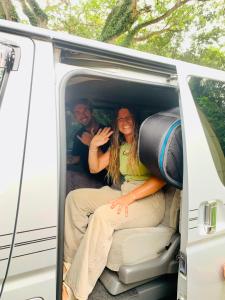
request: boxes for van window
[189,77,225,185]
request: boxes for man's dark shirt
[71,125,109,185]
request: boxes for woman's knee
[92,205,120,229]
[66,189,88,210]
[93,204,112,223]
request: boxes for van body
[0,20,225,300]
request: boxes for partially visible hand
[90,127,113,148]
[67,155,80,165]
[77,131,93,146]
[110,194,135,217]
[67,156,74,164]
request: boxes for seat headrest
[138,107,183,189]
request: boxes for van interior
[63,74,181,300]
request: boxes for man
[67,98,109,192]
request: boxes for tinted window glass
[189,77,225,185]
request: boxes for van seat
[106,186,180,272]
[106,225,174,271]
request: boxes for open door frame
[176,62,225,300]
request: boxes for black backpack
[138,107,183,189]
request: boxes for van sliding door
[0,33,34,297]
[177,63,225,300]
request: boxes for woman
[63,107,166,300]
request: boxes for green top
[119,143,151,181]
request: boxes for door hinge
[178,251,187,276]
[166,74,178,83]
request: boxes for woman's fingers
[117,204,128,216]
[117,205,122,215]
[100,127,113,137]
[91,127,113,147]
[96,128,113,144]
[110,199,116,209]
[96,128,102,135]
[110,199,129,217]
[110,197,121,208]
[107,130,114,138]
[93,127,113,139]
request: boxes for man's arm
[68,133,82,165]
[67,155,80,165]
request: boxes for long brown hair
[107,107,140,184]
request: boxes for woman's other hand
[90,127,113,148]
[110,194,136,217]
[110,177,166,217]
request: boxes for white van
[0,20,225,300]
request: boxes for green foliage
[112,0,196,46]
[2,0,224,71]
[0,0,19,21]
[45,0,224,71]
[189,77,225,153]
[9,3,19,21]
[46,0,115,38]
[180,47,225,71]
[21,0,38,26]
[21,0,48,27]
[0,0,47,27]
[100,0,136,42]
[27,0,48,23]
[93,109,113,126]
[0,3,6,19]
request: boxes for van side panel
[2,40,58,300]
[177,64,225,300]
[0,33,34,292]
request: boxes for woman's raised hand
[90,127,113,148]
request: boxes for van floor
[89,280,176,300]
[89,281,137,300]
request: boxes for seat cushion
[106,225,175,271]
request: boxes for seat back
[162,185,181,230]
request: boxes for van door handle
[204,201,217,234]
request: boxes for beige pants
[64,181,165,300]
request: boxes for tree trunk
[1,0,19,21]
[27,0,48,27]
[20,0,38,26]
[0,3,7,19]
